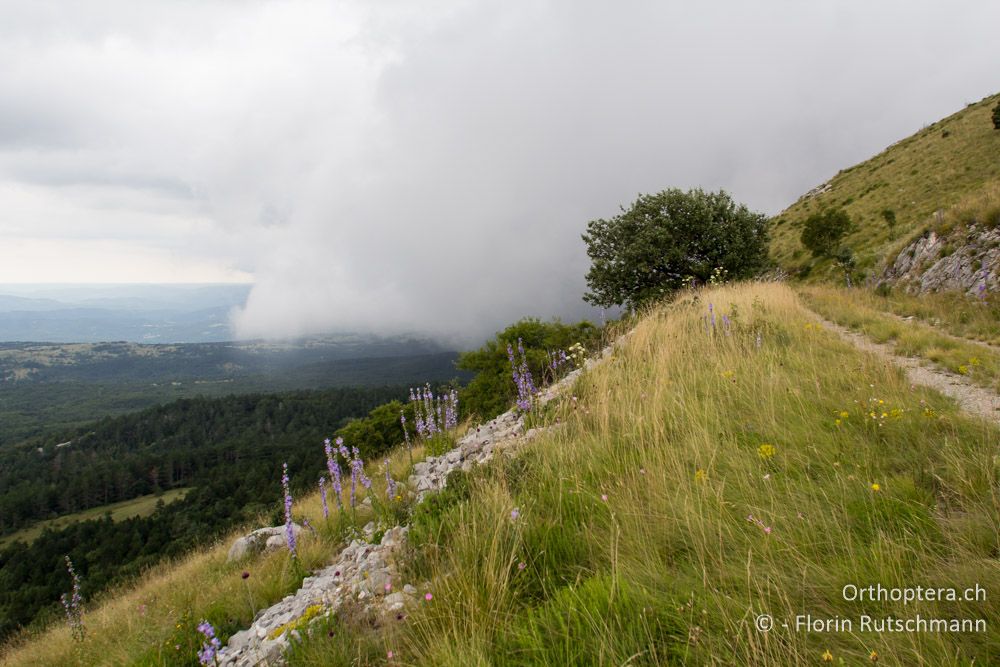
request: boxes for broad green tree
[581,188,769,309]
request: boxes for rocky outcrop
[879,226,999,294]
[227,524,304,563]
[216,339,619,666]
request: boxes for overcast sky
[1,1,997,341]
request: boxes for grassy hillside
[770,92,1000,279]
[7,283,998,665]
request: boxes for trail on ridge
[805,308,1000,426]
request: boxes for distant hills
[0,284,252,343]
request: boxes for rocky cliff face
[879,225,999,294]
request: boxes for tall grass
[294,283,1000,665]
[846,287,1000,347]
[800,285,1000,389]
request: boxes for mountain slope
[6,283,998,665]
[770,92,1000,279]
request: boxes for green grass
[6,283,1000,665]
[770,92,1000,279]
[0,488,192,547]
[289,283,1000,665]
[800,285,1000,390]
[830,285,1000,347]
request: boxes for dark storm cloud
[0,0,997,341]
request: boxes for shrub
[800,208,854,257]
[457,318,601,420]
[992,100,1000,130]
[881,208,897,239]
[581,188,769,308]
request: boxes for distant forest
[0,385,405,640]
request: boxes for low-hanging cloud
[1,1,999,343]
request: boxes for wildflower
[241,571,250,580]
[353,447,372,493]
[969,357,981,366]
[601,494,608,502]
[385,459,397,501]
[958,364,970,375]
[871,482,881,492]
[60,556,85,642]
[281,463,296,557]
[424,593,433,601]
[721,370,735,380]
[639,468,646,475]
[694,469,707,483]
[757,443,776,460]
[385,581,392,592]
[388,651,394,660]
[834,419,841,426]
[839,411,849,419]
[510,508,520,521]
[518,561,526,571]
[319,475,329,519]
[762,473,771,481]
[923,407,937,418]
[746,514,772,535]
[324,439,344,511]
[821,649,833,662]
[870,649,879,662]
[197,621,222,666]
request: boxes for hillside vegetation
[770,93,1000,279]
[7,283,998,665]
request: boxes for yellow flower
[889,408,903,419]
[871,482,881,492]
[822,649,833,662]
[958,364,969,375]
[869,649,879,662]
[969,357,981,366]
[694,469,707,483]
[923,407,937,418]
[839,411,849,419]
[721,370,735,379]
[834,418,842,426]
[757,443,776,460]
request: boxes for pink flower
[385,582,392,592]
[424,593,433,601]
[387,650,394,659]
[518,561,526,571]
[601,494,608,502]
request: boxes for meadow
[6,282,997,665]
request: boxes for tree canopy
[581,188,769,309]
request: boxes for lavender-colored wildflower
[324,439,344,510]
[60,555,85,642]
[197,620,222,665]
[281,463,296,557]
[353,446,372,491]
[385,459,397,500]
[709,303,715,330]
[319,475,329,519]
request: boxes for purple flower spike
[281,463,297,557]
[197,620,222,665]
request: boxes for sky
[1,1,998,342]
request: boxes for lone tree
[800,208,854,258]
[581,188,769,309]
[993,99,1000,130]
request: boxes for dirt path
[808,312,1000,426]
